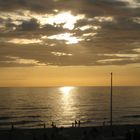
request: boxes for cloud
[0,0,140,67]
[0,0,51,12]
[19,18,39,31]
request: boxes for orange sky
[0,1,140,87]
[0,64,140,87]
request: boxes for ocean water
[0,86,140,129]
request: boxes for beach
[1,0,140,139]
[0,124,140,140]
[0,87,140,139]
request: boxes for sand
[0,124,140,140]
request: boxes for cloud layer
[0,0,140,66]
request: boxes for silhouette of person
[51,122,54,128]
[78,120,81,127]
[43,123,46,128]
[75,120,77,127]
[72,122,74,127]
[11,123,14,130]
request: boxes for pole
[110,72,113,127]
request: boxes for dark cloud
[0,0,52,13]
[19,18,39,31]
[0,0,139,14]
[0,0,140,67]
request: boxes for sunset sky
[0,0,140,87]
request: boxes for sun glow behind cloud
[0,7,139,66]
[48,33,83,44]
[0,0,140,87]
[46,11,85,30]
[31,11,85,30]
[0,10,85,30]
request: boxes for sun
[59,86,75,95]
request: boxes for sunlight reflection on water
[0,86,140,128]
[59,87,78,124]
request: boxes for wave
[121,115,140,119]
[0,120,42,125]
[0,115,41,121]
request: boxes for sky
[0,0,140,87]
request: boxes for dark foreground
[0,125,140,140]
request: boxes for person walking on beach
[43,123,46,128]
[51,122,56,128]
[75,120,77,127]
[78,120,81,127]
[72,122,74,127]
[11,123,14,130]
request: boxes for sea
[0,86,140,129]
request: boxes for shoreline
[0,124,140,140]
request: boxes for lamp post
[110,72,113,127]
